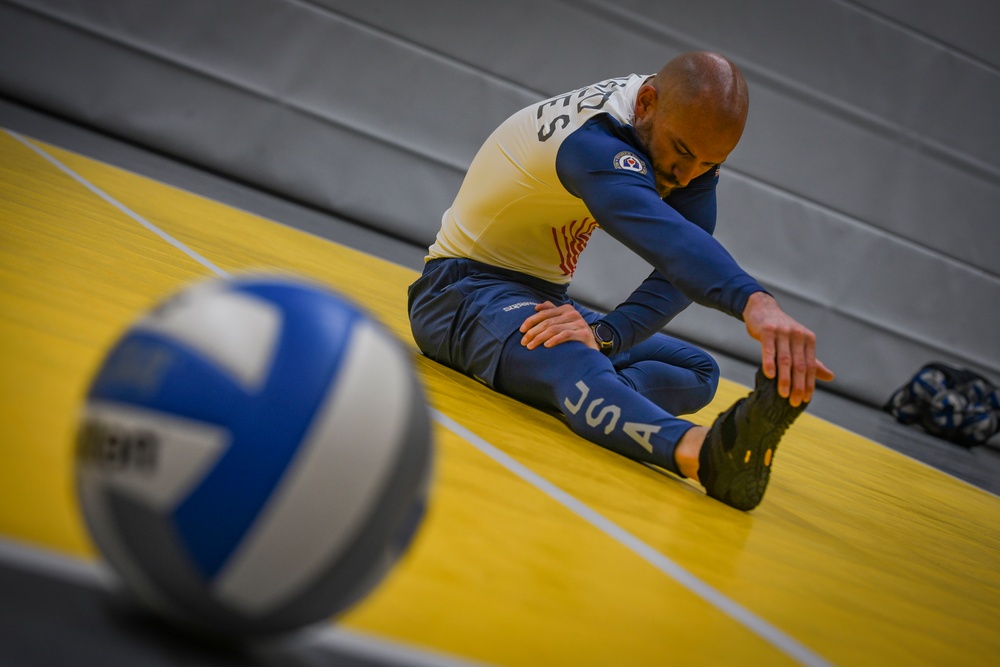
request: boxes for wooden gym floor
[1,125,999,667]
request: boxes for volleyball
[75,274,433,637]
[959,404,999,446]
[885,386,922,425]
[925,389,968,435]
[960,378,993,405]
[910,367,947,404]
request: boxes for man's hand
[519,302,599,351]
[742,292,834,406]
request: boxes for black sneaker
[699,368,808,510]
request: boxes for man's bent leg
[614,334,719,416]
[494,334,697,476]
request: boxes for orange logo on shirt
[552,217,599,276]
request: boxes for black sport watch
[590,322,615,355]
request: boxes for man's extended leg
[496,332,810,510]
[494,334,699,476]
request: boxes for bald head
[651,51,749,127]
[632,52,749,196]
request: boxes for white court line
[434,411,833,667]
[7,130,230,279]
[6,128,835,667]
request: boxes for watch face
[593,323,613,348]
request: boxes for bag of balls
[884,362,1000,447]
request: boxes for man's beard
[634,119,678,198]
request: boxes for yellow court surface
[2,129,999,666]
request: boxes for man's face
[634,88,742,198]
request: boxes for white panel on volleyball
[212,320,413,614]
[134,281,281,393]
[78,402,229,509]
[76,402,230,619]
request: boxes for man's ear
[634,85,658,122]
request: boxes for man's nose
[672,161,697,187]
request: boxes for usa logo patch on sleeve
[613,151,647,174]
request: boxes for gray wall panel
[308,0,679,92]
[11,0,535,167]
[734,84,1000,275]
[848,0,1000,68]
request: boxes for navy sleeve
[665,166,718,235]
[555,116,765,336]
[600,270,692,351]
[597,167,721,348]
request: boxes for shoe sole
[703,371,807,510]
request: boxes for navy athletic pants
[407,258,718,475]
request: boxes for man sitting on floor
[408,51,834,510]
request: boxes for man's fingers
[744,292,834,405]
[788,329,808,406]
[519,302,596,350]
[518,301,556,333]
[769,336,835,406]
[799,358,835,403]
[775,332,792,399]
[760,329,777,380]
[524,323,594,350]
[815,359,835,382]
[521,319,557,348]
[540,330,574,348]
[798,337,817,406]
